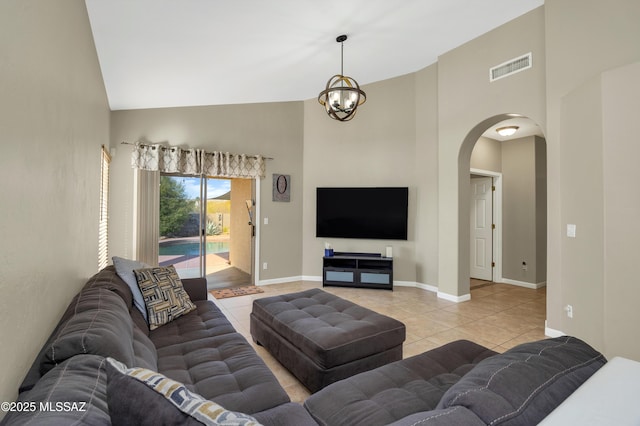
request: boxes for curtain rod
[120,141,274,160]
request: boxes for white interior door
[470,176,493,280]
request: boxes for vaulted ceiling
[86,0,543,111]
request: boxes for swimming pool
[159,241,229,256]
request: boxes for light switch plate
[567,224,576,238]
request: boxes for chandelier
[318,35,366,122]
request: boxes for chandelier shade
[318,35,366,122]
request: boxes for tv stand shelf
[323,252,393,290]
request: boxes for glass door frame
[197,177,207,277]
[158,173,260,283]
[157,173,207,279]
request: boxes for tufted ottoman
[250,288,406,392]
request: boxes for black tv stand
[323,252,393,290]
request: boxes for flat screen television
[316,187,408,240]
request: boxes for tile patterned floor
[210,281,547,403]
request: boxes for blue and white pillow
[112,256,149,321]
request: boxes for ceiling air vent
[490,52,532,82]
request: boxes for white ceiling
[85,0,543,111]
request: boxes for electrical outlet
[565,305,573,318]
[522,261,528,271]
[263,262,268,270]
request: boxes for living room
[1,0,639,421]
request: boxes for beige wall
[437,7,547,298]
[0,0,110,410]
[470,137,502,172]
[414,64,441,287]
[602,62,640,359]
[545,0,640,357]
[534,136,547,284]
[230,178,253,275]
[109,102,304,282]
[301,74,418,282]
[501,136,545,283]
[549,63,640,356]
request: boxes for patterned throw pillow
[133,266,196,330]
[106,358,262,426]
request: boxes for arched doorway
[462,114,547,295]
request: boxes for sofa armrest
[539,357,640,425]
[182,277,208,301]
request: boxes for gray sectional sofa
[305,337,606,425]
[1,264,607,425]
[0,265,315,426]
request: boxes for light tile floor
[210,281,547,403]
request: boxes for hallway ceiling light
[318,35,366,122]
[496,126,519,137]
[497,126,519,137]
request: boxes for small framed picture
[272,174,290,202]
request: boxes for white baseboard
[437,291,471,303]
[393,281,413,287]
[545,321,565,338]
[416,282,438,293]
[500,278,547,289]
[256,276,455,301]
[373,280,439,293]
[256,276,472,304]
[257,277,442,295]
[256,275,306,286]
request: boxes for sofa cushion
[106,357,262,426]
[155,331,291,414]
[134,266,196,330]
[41,287,135,375]
[150,301,291,414]
[149,301,237,348]
[252,403,320,426]
[83,265,135,309]
[113,256,150,321]
[18,267,145,393]
[132,324,158,371]
[304,339,496,426]
[438,336,606,425]
[2,354,110,426]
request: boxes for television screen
[316,187,408,240]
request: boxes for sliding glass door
[203,178,232,276]
[158,175,204,278]
[158,174,246,283]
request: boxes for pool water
[159,241,229,256]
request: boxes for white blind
[98,145,111,270]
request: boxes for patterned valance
[131,143,266,179]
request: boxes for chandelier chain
[341,40,344,76]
